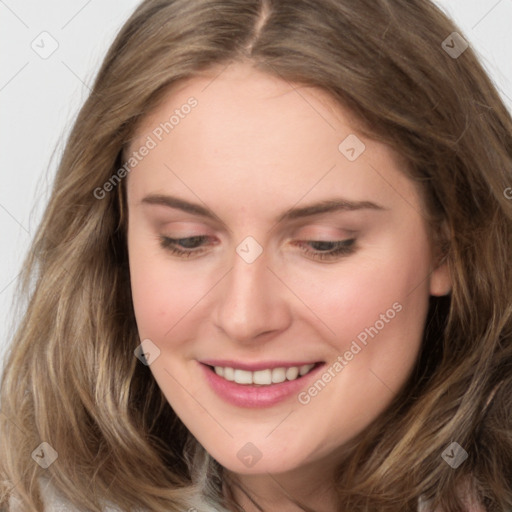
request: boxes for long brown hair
[1,0,511,511]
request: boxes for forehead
[130,61,362,155]
[125,62,419,217]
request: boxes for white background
[1,0,511,375]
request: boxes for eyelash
[158,235,357,261]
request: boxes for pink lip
[200,359,320,371]
[198,361,325,408]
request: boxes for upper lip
[200,359,323,371]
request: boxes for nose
[212,243,292,343]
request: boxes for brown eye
[159,235,210,257]
[294,239,356,261]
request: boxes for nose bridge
[213,240,288,341]
[231,252,263,295]
[226,243,270,313]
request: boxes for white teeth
[271,367,287,383]
[233,369,252,385]
[212,363,316,386]
[299,364,313,376]
[285,366,299,380]
[253,369,272,385]
[223,367,235,381]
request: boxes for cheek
[290,237,432,440]
[128,235,226,356]
[289,228,432,357]
[349,243,431,388]
[128,232,195,340]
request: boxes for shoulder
[418,487,486,512]
[8,477,124,512]
[39,478,117,511]
[9,477,226,512]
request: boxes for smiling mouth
[204,362,323,386]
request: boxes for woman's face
[126,62,451,478]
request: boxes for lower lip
[199,362,325,408]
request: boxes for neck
[222,467,339,512]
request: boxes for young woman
[1,0,511,511]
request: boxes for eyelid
[294,224,358,237]
[158,234,358,262]
[155,220,216,236]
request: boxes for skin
[126,61,452,511]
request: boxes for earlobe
[429,220,452,296]
[429,257,452,296]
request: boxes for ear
[429,256,452,296]
[429,221,452,297]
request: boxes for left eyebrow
[275,198,386,223]
[139,194,387,224]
